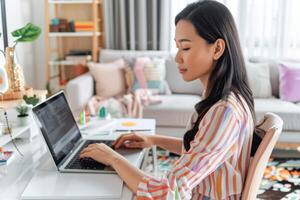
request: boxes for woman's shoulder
[210,92,250,121]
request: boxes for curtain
[236,0,300,60]
[103,0,172,51]
[170,0,300,60]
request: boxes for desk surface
[0,118,155,200]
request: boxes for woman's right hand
[112,132,154,149]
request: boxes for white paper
[114,118,155,131]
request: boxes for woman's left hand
[80,143,120,166]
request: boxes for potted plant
[23,94,40,106]
[0,23,41,97]
[16,105,30,126]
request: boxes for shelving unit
[0,125,31,147]
[0,90,47,147]
[48,0,101,4]
[44,0,104,93]
[48,32,101,37]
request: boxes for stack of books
[65,49,92,64]
[74,21,94,32]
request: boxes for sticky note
[121,122,136,127]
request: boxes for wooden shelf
[49,32,101,37]
[48,0,101,4]
[49,60,88,66]
[45,0,104,94]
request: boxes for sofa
[66,49,300,146]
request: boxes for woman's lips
[179,68,187,74]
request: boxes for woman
[80,1,255,199]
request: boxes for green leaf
[11,23,41,42]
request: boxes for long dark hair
[175,0,255,151]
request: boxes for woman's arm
[113,133,183,155]
[150,135,182,155]
[80,143,146,193]
[111,154,145,193]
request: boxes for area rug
[144,149,300,200]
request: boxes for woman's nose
[175,51,183,64]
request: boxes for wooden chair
[242,112,283,200]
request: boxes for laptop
[32,91,136,174]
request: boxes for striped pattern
[137,93,254,200]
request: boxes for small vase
[4,47,26,92]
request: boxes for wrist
[148,135,157,146]
[110,153,122,167]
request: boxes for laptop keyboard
[66,140,113,170]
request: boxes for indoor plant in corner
[16,105,30,126]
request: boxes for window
[171,0,300,60]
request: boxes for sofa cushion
[133,57,171,94]
[248,57,280,97]
[255,98,300,131]
[246,62,272,98]
[166,58,203,95]
[279,63,300,102]
[88,59,127,98]
[143,94,201,128]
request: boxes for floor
[143,148,300,200]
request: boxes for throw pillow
[246,62,272,98]
[88,59,127,98]
[133,57,171,94]
[279,63,300,102]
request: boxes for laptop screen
[32,91,82,165]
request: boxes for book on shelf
[0,150,14,166]
[68,49,92,56]
[74,21,94,32]
[65,55,91,62]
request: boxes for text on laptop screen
[33,92,81,165]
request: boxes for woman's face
[175,20,215,84]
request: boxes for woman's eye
[182,48,190,51]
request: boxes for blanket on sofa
[86,89,162,118]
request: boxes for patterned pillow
[133,57,171,94]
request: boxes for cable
[0,93,24,157]
[4,111,24,157]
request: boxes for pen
[115,129,153,132]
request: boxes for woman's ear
[213,39,225,60]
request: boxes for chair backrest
[242,112,283,200]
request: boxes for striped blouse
[137,93,254,200]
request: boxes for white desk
[0,118,156,200]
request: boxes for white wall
[0,0,46,89]
[31,0,46,89]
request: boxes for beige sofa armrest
[65,73,94,115]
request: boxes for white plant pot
[18,116,31,126]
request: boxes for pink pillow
[279,64,300,102]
